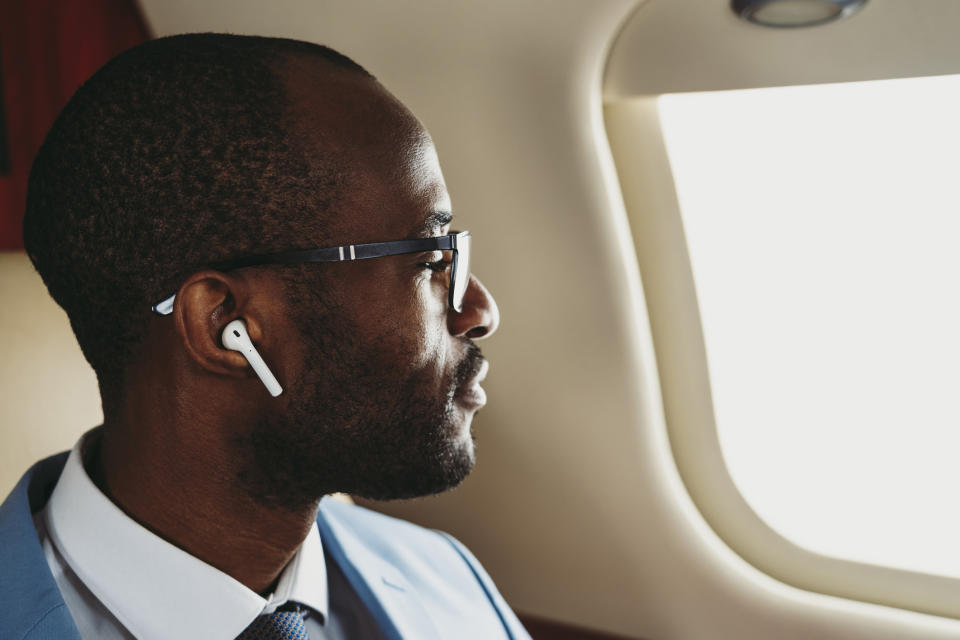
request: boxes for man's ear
[171,270,264,377]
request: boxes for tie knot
[236,607,309,640]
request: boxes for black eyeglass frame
[151,230,471,316]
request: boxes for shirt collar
[44,428,328,639]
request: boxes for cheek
[351,265,450,375]
[400,282,449,373]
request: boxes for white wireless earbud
[221,318,283,397]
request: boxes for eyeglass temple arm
[151,235,461,316]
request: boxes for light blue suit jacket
[0,453,531,640]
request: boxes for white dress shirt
[32,428,332,640]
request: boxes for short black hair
[23,33,372,417]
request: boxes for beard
[232,299,485,512]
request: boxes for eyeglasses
[151,230,472,315]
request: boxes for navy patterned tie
[236,606,310,640]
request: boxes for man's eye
[421,260,452,273]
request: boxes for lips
[455,359,489,409]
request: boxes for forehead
[281,59,451,242]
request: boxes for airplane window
[658,74,960,580]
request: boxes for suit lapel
[316,501,442,640]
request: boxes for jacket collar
[0,453,82,640]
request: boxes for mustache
[453,342,485,391]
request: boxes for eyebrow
[414,210,453,236]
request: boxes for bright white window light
[659,75,960,579]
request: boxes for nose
[449,274,500,339]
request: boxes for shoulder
[316,498,531,640]
[317,498,451,547]
[0,453,80,640]
[317,497,478,579]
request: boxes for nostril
[466,327,488,339]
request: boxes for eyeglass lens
[452,233,471,312]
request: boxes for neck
[89,416,319,595]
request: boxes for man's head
[23,33,499,509]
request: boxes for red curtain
[0,0,151,250]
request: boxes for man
[0,33,529,639]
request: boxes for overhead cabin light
[731,0,868,28]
